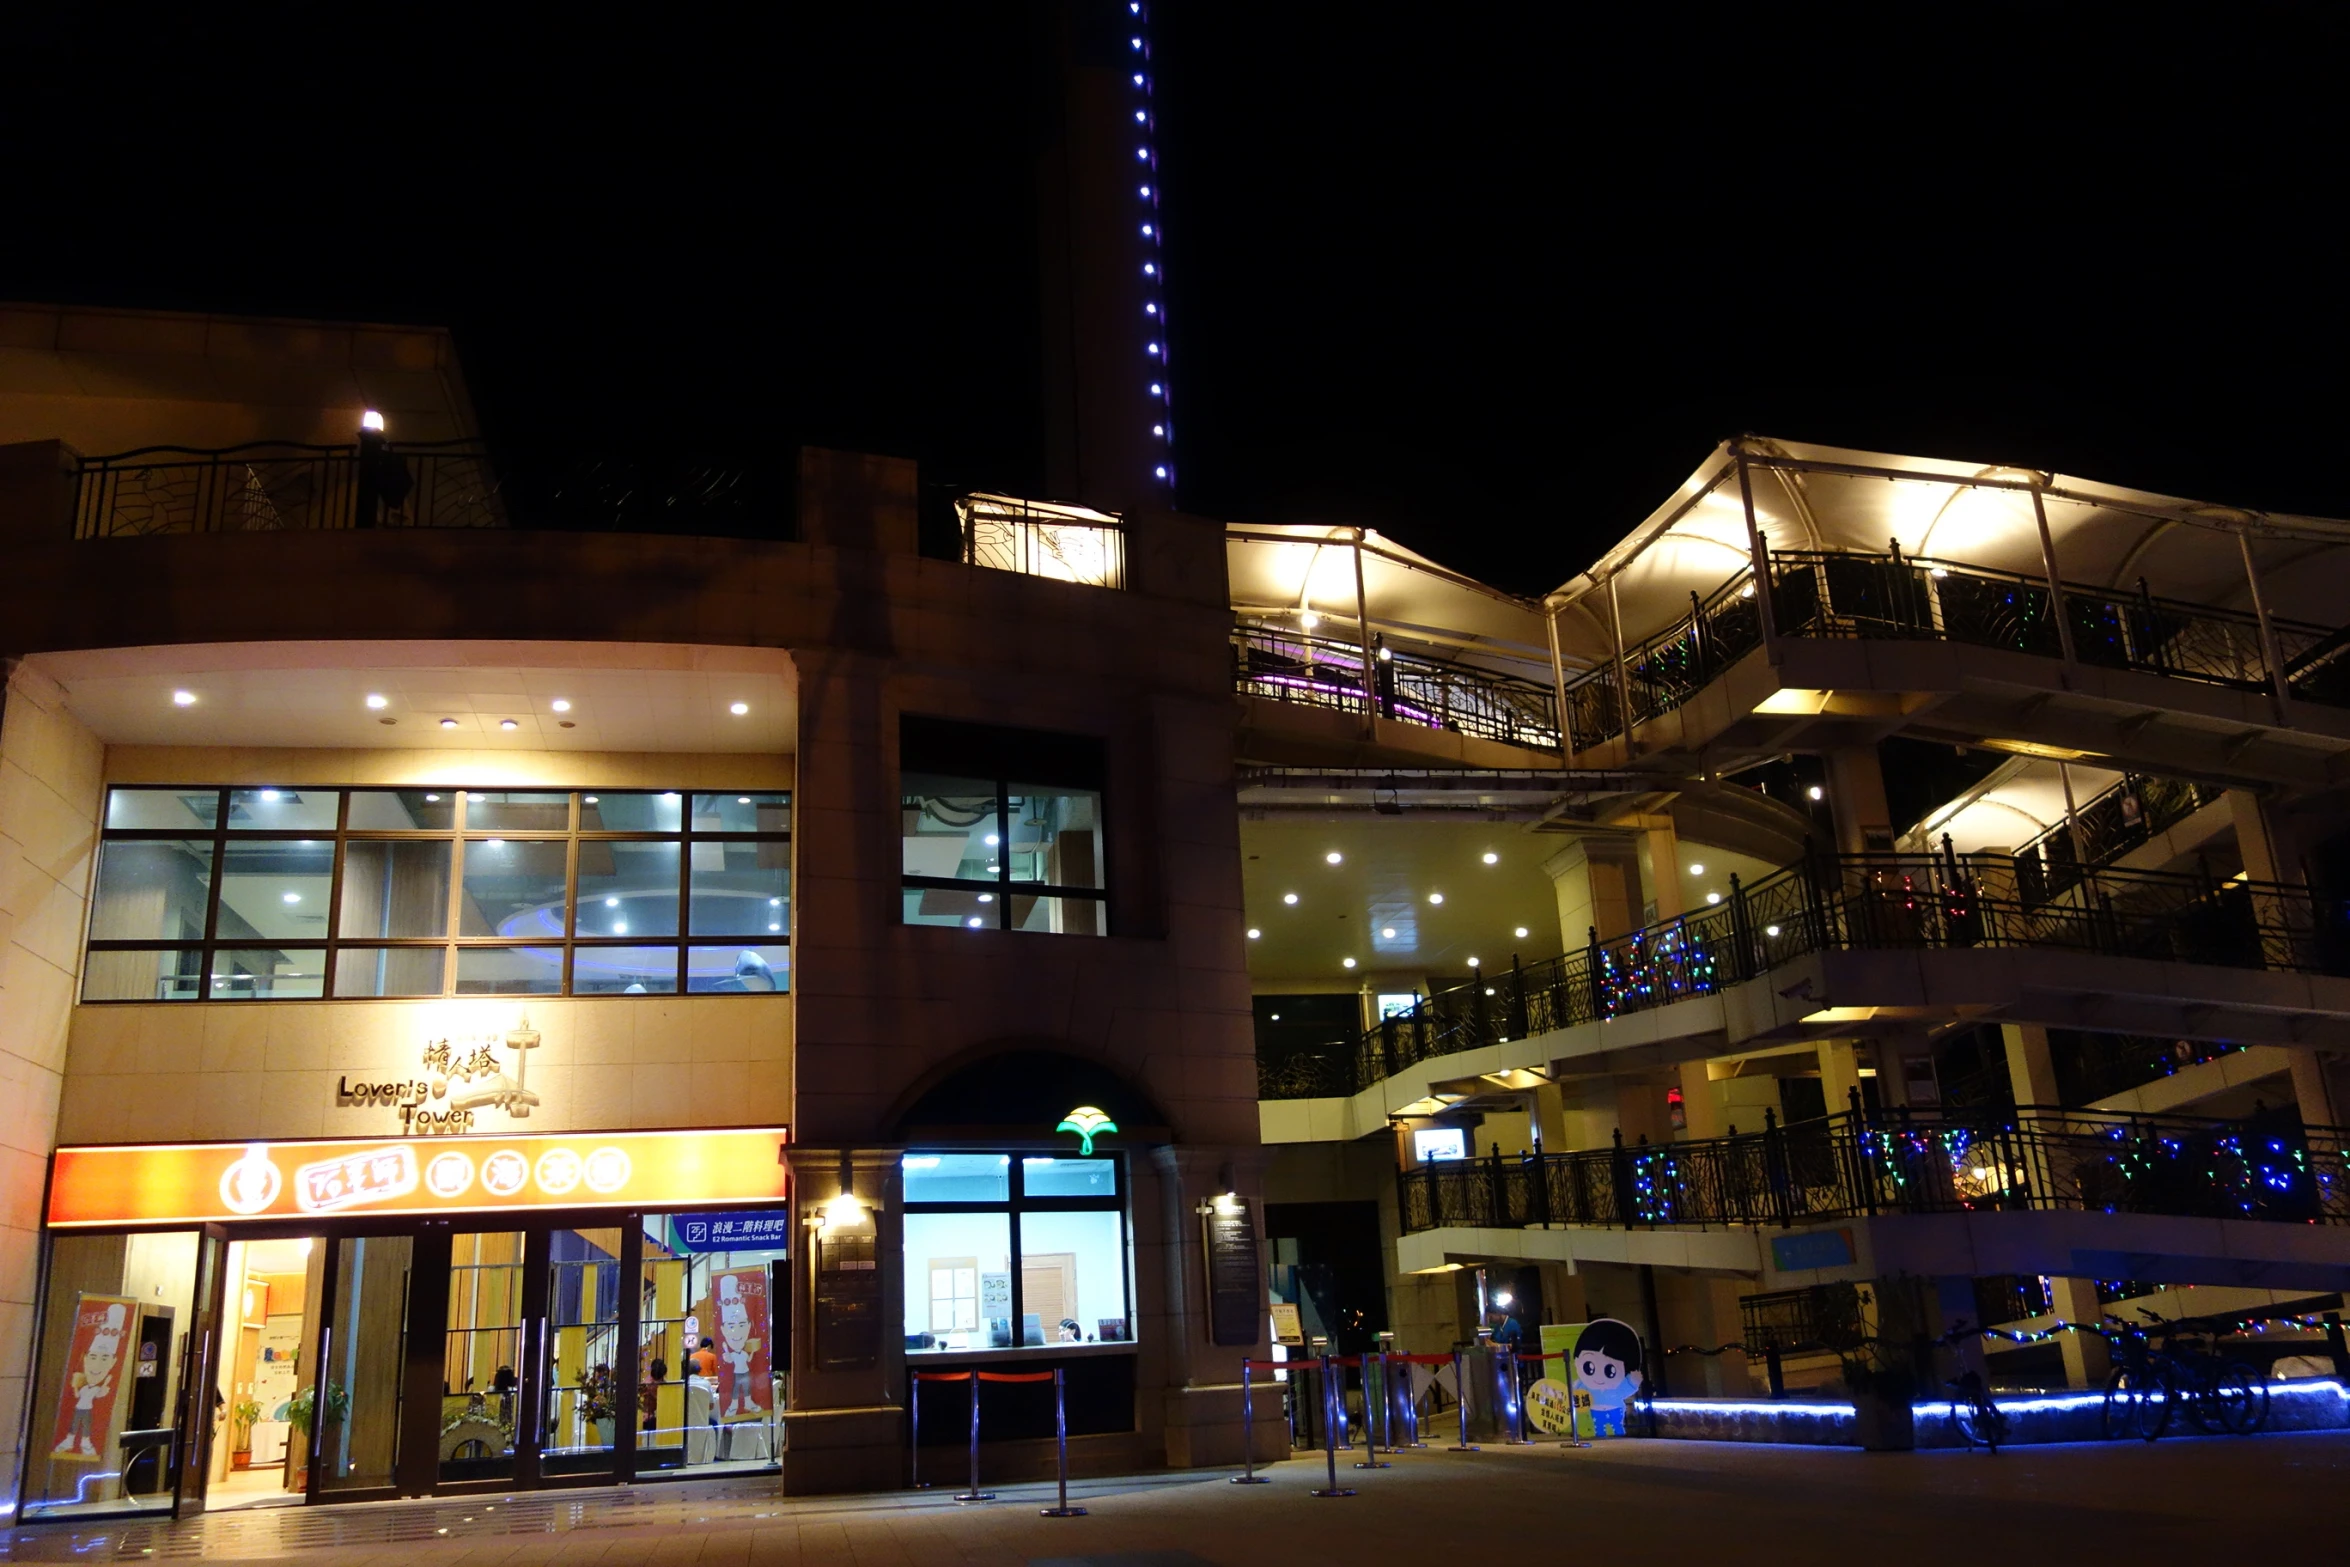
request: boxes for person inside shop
[641,1357,667,1434]
[692,1336,719,1380]
[1488,1307,1525,1349]
[492,1364,518,1427]
[1058,1318,1083,1343]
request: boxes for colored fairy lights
[1128,2,1173,491]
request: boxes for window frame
[899,718,1109,937]
[900,1149,1130,1355]
[82,786,790,1002]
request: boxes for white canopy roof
[1545,436,2350,664]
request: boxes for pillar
[2289,1050,2337,1128]
[1823,746,1893,856]
[1153,1144,1278,1468]
[1639,814,1685,921]
[780,1146,906,1495]
[2002,1023,2061,1109]
[2050,1278,2112,1388]
[1544,837,1643,943]
[1677,1059,1726,1141]
[2228,788,2299,886]
[1817,1039,1863,1119]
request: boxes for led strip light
[1129,3,1173,491]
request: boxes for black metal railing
[2009,772,2227,897]
[959,495,1126,589]
[1257,843,2350,1101]
[75,441,503,537]
[1555,548,2350,752]
[2054,1029,2247,1107]
[1232,624,1562,751]
[1398,1103,2349,1233]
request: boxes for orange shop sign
[47,1127,790,1228]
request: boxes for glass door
[170,1229,228,1518]
[537,1228,624,1477]
[438,1231,527,1484]
[314,1235,411,1497]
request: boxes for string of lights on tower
[1129,3,1173,494]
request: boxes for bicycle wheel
[2101,1366,2147,1441]
[2212,1363,2270,1435]
[2133,1371,2174,1442]
[1951,1396,1984,1449]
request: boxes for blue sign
[1769,1227,1855,1273]
[674,1210,792,1253]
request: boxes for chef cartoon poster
[710,1267,771,1423]
[50,1295,138,1462]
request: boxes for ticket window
[636,1213,787,1474]
[21,1233,207,1521]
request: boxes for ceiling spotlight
[1766,924,1782,937]
[423,794,439,802]
[281,892,301,904]
[258,789,280,802]
[1342,957,1357,969]
[1325,851,1343,865]
[359,409,386,432]
[1807,785,1825,801]
[1282,892,1299,905]
[172,690,197,706]
[738,796,751,804]
[584,795,598,804]
[365,693,388,709]
[500,719,519,731]
[769,922,782,931]
[551,699,571,712]
[977,893,996,904]
[605,896,620,907]
[1381,927,1396,939]
[439,718,458,729]
[1467,956,1481,967]
[984,833,1000,846]
[1689,863,1705,876]
[1482,851,1499,865]
[1514,926,1530,939]
[1706,891,1722,905]
[769,896,783,906]
[1300,611,1321,630]
[612,921,629,935]
[729,702,749,715]
[966,916,984,928]
[1428,892,1444,905]
[1247,928,1261,939]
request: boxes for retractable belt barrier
[907,1368,1084,1515]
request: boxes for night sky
[6,7,2343,595]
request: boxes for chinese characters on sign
[335,1018,543,1135]
[678,1212,796,1252]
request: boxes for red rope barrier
[974,1371,1058,1383]
[912,1371,974,1383]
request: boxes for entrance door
[170,1228,229,1519]
[436,1230,528,1485]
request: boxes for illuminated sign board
[47,1126,789,1228]
[1413,1128,1468,1163]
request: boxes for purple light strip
[1130,2,1172,489]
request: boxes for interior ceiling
[29,642,795,755]
[238,1237,314,1275]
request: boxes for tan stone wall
[0,664,104,1511]
[102,746,793,790]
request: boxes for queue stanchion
[1309,1353,1355,1497]
[953,1372,992,1503]
[1232,1360,1270,1484]
[1449,1347,1479,1451]
[1040,1366,1086,1518]
[1354,1351,1390,1469]
[1399,1356,1426,1448]
[910,1370,928,1489]
[1498,1346,1530,1444]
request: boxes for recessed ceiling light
[769,896,783,906]
[605,896,620,907]
[1247,928,1261,939]
[584,795,599,804]
[769,922,782,931]
[1282,893,1299,905]
[365,693,388,709]
[172,690,197,706]
[1468,956,1480,967]
[1482,851,1498,865]
[738,796,751,804]
[1428,892,1444,905]
[1381,927,1396,938]
[1688,863,1705,876]
[729,702,749,715]
[1342,957,1357,969]
[1515,926,1530,938]
[661,791,680,801]
[500,719,519,731]
[1808,785,1824,801]
[612,921,628,934]
[1706,891,1722,905]
[378,717,398,726]
[1325,851,1342,865]
[439,718,458,729]
[258,789,280,802]
[550,699,571,712]
[281,892,301,904]
[966,916,984,928]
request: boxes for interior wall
[0,663,104,1514]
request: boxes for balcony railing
[2010,772,2227,896]
[1398,1103,2349,1233]
[75,441,503,537]
[1233,624,1563,751]
[1257,844,2350,1101]
[957,493,1125,589]
[1556,548,2350,751]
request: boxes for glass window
[90,839,213,942]
[226,787,339,830]
[580,792,682,833]
[347,789,456,830]
[1011,894,1105,936]
[455,946,565,995]
[339,840,453,938]
[904,1213,1013,1351]
[209,947,327,999]
[104,787,219,830]
[1018,1210,1129,1343]
[686,945,788,993]
[82,947,204,1002]
[1022,1157,1117,1199]
[216,838,335,941]
[332,945,449,998]
[461,840,570,938]
[687,842,788,936]
[1005,785,1103,889]
[898,721,1107,936]
[903,1153,1012,1203]
[638,1213,786,1476]
[901,774,999,881]
[571,946,681,995]
[464,791,571,832]
[692,793,791,834]
[902,885,996,930]
[576,840,681,937]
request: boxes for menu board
[813,1227,880,1372]
[1200,1198,1260,1347]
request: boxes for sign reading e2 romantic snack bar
[47,1127,790,1227]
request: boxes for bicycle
[2152,1320,2269,1437]
[2100,1318,2171,1442]
[1946,1367,2007,1453]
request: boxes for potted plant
[1818,1280,1931,1452]
[577,1364,620,1449]
[231,1396,262,1460]
[285,1381,351,1486]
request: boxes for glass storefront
[902,1152,1131,1353]
[637,1213,788,1475]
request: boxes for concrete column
[1153,1144,1278,1467]
[2002,1023,2062,1109]
[1817,1039,1863,1119]
[1640,814,1685,921]
[780,1145,907,1495]
[2050,1277,2112,1388]
[1824,746,1894,856]
[1543,838,1643,943]
[1677,1058,1726,1141]
[2228,788,2299,886]
[2290,1050,2338,1128]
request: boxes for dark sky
[7,6,2344,595]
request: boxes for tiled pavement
[6,1431,2349,1564]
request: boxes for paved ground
[7,1432,2349,1564]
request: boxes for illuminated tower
[1036,0,1173,512]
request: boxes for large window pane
[461,840,570,937]
[575,840,680,937]
[579,792,682,833]
[90,839,214,941]
[226,787,339,831]
[1022,1157,1118,1199]
[340,840,453,938]
[902,774,999,880]
[571,946,680,995]
[692,793,791,834]
[1005,785,1103,889]
[903,1212,1012,1352]
[688,843,788,936]
[347,789,456,830]
[209,947,327,999]
[105,787,220,830]
[455,946,564,995]
[332,946,448,998]
[639,1214,787,1475]
[903,1153,1012,1203]
[686,946,788,993]
[82,947,204,1002]
[1011,893,1104,937]
[902,885,995,929]
[216,838,335,941]
[1018,1210,1130,1344]
[464,791,571,832]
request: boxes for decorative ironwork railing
[2009,772,2227,897]
[957,494,1126,589]
[75,441,503,536]
[1257,843,2350,1101]
[1398,1103,2350,1233]
[1232,624,1562,751]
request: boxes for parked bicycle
[1946,1367,2008,1453]
[2100,1311,2270,1441]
